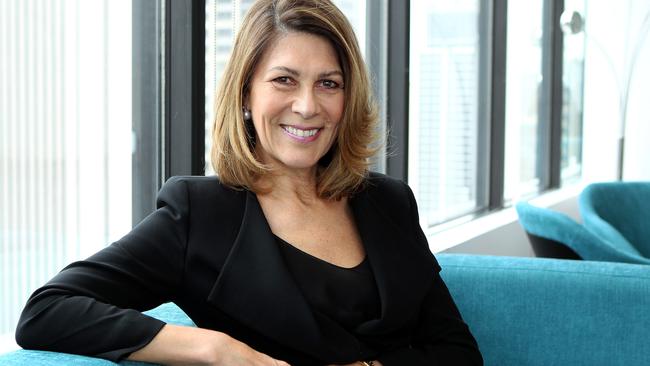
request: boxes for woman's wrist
[358,361,382,366]
[128,324,227,365]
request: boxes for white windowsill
[425,183,585,254]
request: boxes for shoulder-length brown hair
[211,0,378,200]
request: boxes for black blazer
[16,173,481,365]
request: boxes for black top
[15,173,482,366]
[275,235,381,331]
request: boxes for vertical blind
[0,0,132,352]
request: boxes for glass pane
[503,0,545,201]
[204,0,255,175]
[408,0,484,226]
[331,0,367,56]
[204,0,367,176]
[0,0,133,352]
[560,0,586,182]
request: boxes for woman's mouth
[281,125,322,142]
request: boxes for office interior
[1,0,649,356]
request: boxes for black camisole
[275,235,381,331]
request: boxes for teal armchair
[515,201,650,263]
[579,181,650,261]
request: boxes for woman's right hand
[129,324,291,366]
[208,331,291,366]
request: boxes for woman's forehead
[255,32,342,76]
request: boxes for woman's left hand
[325,362,382,366]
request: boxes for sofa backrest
[438,254,650,366]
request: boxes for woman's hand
[209,331,292,366]
[129,324,291,365]
[326,361,383,366]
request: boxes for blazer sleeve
[15,177,191,362]
[377,183,483,366]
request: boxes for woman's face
[247,32,345,174]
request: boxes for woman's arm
[16,178,189,361]
[17,177,292,365]
[128,324,291,366]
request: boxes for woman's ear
[242,92,252,120]
[242,95,256,147]
[242,91,250,110]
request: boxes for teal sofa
[439,254,650,366]
[2,254,649,366]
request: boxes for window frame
[393,0,570,229]
[132,0,206,225]
[132,0,164,225]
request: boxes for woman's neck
[256,166,322,205]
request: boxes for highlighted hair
[211,0,379,199]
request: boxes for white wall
[620,2,650,180]
[583,0,650,181]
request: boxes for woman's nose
[292,87,319,119]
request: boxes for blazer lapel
[351,187,436,334]
[208,191,360,361]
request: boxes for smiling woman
[211,0,378,201]
[15,1,482,365]
[247,32,345,173]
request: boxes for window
[404,0,585,235]
[560,0,586,182]
[408,0,488,226]
[503,0,546,201]
[0,0,142,352]
[204,0,255,175]
[503,0,586,201]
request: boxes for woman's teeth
[283,125,319,137]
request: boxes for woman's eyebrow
[268,66,300,76]
[268,66,343,79]
[318,70,343,79]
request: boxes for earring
[243,109,252,121]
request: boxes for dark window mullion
[489,0,507,210]
[132,0,164,225]
[386,0,409,182]
[536,0,558,191]
[164,0,206,180]
[476,0,494,212]
[366,0,388,174]
[548,0,565,188]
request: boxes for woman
[16,0,482,365]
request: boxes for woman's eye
[320,80,342,89]
[272,76,293,85]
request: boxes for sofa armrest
[0,303,194,365]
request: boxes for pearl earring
[243,109,252,121]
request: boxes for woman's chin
[274,158,322,172]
